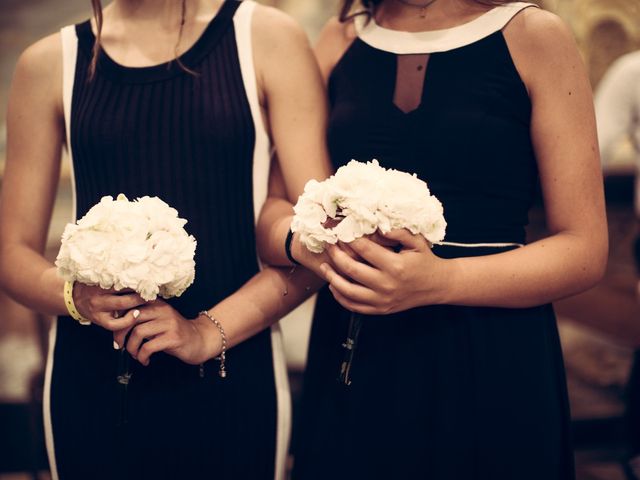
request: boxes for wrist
[65,281,91,325]
[291,234,329,275]
[434,257,462,305]
[193,314,223,361]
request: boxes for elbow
[581,234,609,290]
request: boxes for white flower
[291,159,446,253]
[55,194,197,301]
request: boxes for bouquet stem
[338,312,363,386]
[116,346,133,425]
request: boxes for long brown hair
[339,0,519,22]
[88,0,195,80]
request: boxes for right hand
[290,232,332,277]
[72,283,147,331]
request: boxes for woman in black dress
[0,0,330,478]
[260,0,607,478]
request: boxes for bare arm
[320,10,608,313]
[0,35,68,316]
[444,10,607,306]
[256,16,354,269]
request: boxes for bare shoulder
[316,16,357,81]
[10,32,64,116]
[15,32,63,83]
[252,4,310,51]
[503,8,583,88]
[503,8,586,93]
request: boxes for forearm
[441,232,607,308]
[257,197,331,275]
[197,265,323,356]
[256,197,295,266]
[0,243,66,316]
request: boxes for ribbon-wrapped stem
[338,312,364,386]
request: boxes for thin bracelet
[198,310,227,379]
[63,281,91,325]
[285,229,301,266]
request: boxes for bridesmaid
[260,0,607,478]
[0,0,330,479]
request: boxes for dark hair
[88,0,195,80]
[339,0,520,22]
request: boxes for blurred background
[0,0,639,479]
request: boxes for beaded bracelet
[198,310,227,379]
[63,281,91,325]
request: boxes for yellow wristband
[63,281,91,325]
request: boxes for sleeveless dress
[43,2,290,479]
[294,3,575,479]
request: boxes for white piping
[45,24,79,480]
[436,241,524,248]
[234,3,291,479]
[354,2,538,54]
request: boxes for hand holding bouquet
[291,159,446,385]
[56,194,197,421]
[291,159,446,253]
[56,194,196,303]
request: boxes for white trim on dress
[234,2,291,480]
[45,23,79,480]
[354,2,538,54]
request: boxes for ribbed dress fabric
[48,2,278,479]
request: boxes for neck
[109,0,221,27]
[376,0,490,30]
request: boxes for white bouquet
[56,194,196,301]
[291,159,446,253]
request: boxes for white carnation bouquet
[56,194,196,301]
[292,159,446,386]
[291,159,447,253]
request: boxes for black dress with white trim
[294,3,575,479]
[45,2,290,479]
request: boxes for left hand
[113,300,219,366]
[320,229,449,315]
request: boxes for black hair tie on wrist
[285,229,301,266]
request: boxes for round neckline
[354,2,537,54]
[76,0,239,83]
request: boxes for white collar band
[354,2,538,54]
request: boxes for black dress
[45,2,290,479]
[294,3,575,479]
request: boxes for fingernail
[133,309,140,319]
[113,340,120,350]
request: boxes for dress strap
[354,2,539,54]
[232,5,290,480]
[233,0,270,227]
[60,25,78,223]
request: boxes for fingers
[136,336,173,366]
[379,229,428,251]
[326,244,383,287]
[328,285,379,315]
[369,231,400,248]
[320,262,379,305]
[113,308,142,347]
[344,237,397,269]
[93,293,146,312]
[125,319,167,359]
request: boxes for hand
[290,231,332,278]
[113,300,219,366]
[73,283,146,331]
[320,229,450,315]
